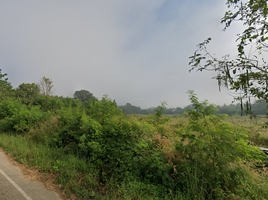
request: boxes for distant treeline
[1,67,266,116]
[118,101,267,116]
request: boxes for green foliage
[48,108,85,149]
[87,95,121,123]
[60,96,83,109]
[46,96,177,196]
[32,95,84,112]
[33,95,63,112]
[154,101,167,118]
[0,99,50,132]
[118,103,142,114]
[47,96,142,181]
[0,133,99,199]
[73,89,97,102]
[173,91,267,199]
[46,91,268,198]
[147,101,171,126]
[1,80,268,199]
[189,0,268,116]
[0,69,14,100]
[16,83,40,105]
[118,101,268,116]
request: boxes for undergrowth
[1,92,268,199]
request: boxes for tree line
[118,101,267,116]
[1,68,266,116]
[0,71,100,112]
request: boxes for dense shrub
[48,96,156,184]
[87,94,120,123]
[0,99,50,132]
[1,90,268,199]
[170,91,267,199]
[32,95,63,112]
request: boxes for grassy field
[225,115,268,147]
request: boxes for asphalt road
[0,151,60,200]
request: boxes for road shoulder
[0,148,63,200]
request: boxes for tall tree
[189,0,268,116]
[73,90,96,102]
[38,77,54,96]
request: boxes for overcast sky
[0,0,244,108]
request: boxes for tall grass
[0,133,99,199]
[227,115,268,147]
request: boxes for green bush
[0,99,50,132]
[87,94,121,123]
[33,95,63,112]
[2,90,268,199]
[171,91,267,199]
[48,96,173,191]
[50,106,145,181]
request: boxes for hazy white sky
[0,0,244,108]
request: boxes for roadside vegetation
[1,69,268,199]
[1,0,268,198]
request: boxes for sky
[0,0,244,108]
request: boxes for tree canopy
[73,89,97,102]
[16,83,40,105]
[189,0,268,116]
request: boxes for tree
[0,69,14,100]
[118,103,142,114]
[38,77,54,96]
[16,83,40,105]
[189,0,268,116]
[73,90,96,102]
